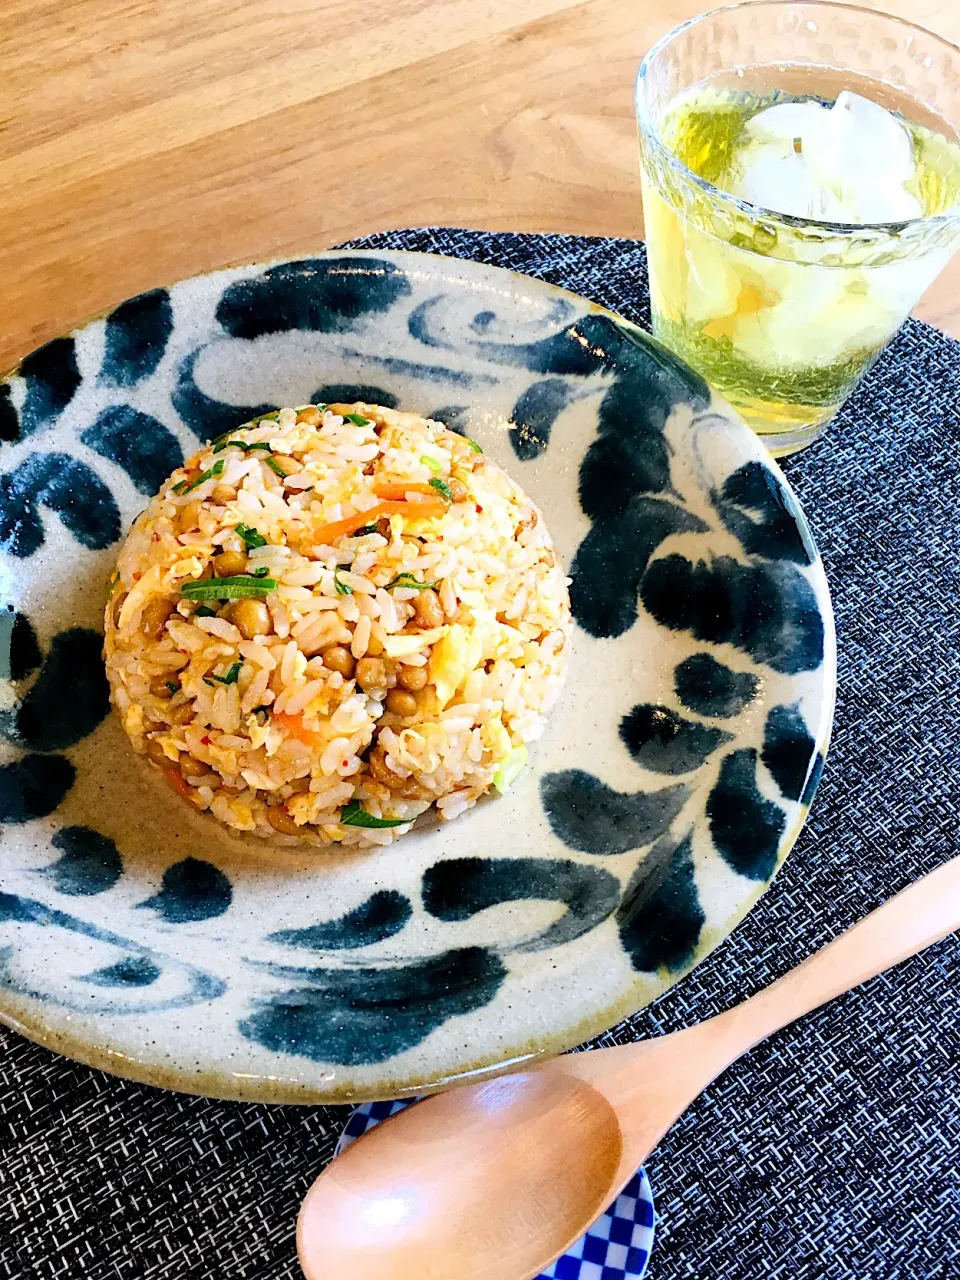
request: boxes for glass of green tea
[636,1,960,454]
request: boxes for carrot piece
[164,768,194,803]
[373,479,439,500]
[312,498,447,545]
[274,710,325,747]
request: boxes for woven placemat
[2,229,958,1280]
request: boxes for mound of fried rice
[104,402,570,848]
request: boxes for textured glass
[636,1,960,454]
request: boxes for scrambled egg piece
[428,623,483,709]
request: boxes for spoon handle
[709,855,960,1058]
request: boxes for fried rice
[103,402,571,849]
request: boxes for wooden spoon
[298,857,960,1280]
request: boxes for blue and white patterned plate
[335,1099,656,1278]
[0,251,835,1102]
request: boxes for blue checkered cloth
[542,1187,654,1280]
[335,1101,655,1279]
[2,229,958,1280]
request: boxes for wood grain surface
[3,0,959,371]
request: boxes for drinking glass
[636,2,960,454]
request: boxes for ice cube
[800,91,921,220]
[840,174,923,223]
[832,90,915,185]
[740,99,832,145]
[728,89,923,224]
[684,236,742,321]
[735,152,829,219]
[832,91,921,221]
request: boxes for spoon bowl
[298,1071,624,1280]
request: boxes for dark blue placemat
[2,229,958,1280]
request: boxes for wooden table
[3,0,959,372]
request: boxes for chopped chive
[464,437,483,453]
[429,477,452,501]
[386,572,439,591]
[165,681,180,695]
[344,412,372,426]
[352,523,379,537]
[264,456,287,478]
[251,412,280,425]
[334,571,353,596]
[493,744,528,794]
[213,438,274,454]
[206,661,242,686]
[171,480,188,495]
[210,429,235,447]
[180,575,277,600]
[252,566,271,578]
[193,604,218,617]
[339,799,411,828]
[183,459,225,494]
[420,454,442,474]
[235,522,268,549]
[203,677,216,687]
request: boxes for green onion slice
[420,454,442,474]
[464,437,483,453]
[193,604,218,617]
[493,745,528,794]
[206,661,242,686]
[212,414,277,444]
[264,456,287,478]
[181,575,277,600]
[352,523,379,537]
[183,459,225,494]
[386,572,439,591]
[429,477,452,501]
[344,412,372,426]
[334,571,353,596]
[235,523,268,549]
[213,439,274,454]
[339,799,411,828]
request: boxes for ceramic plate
[0,251,835,1102]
